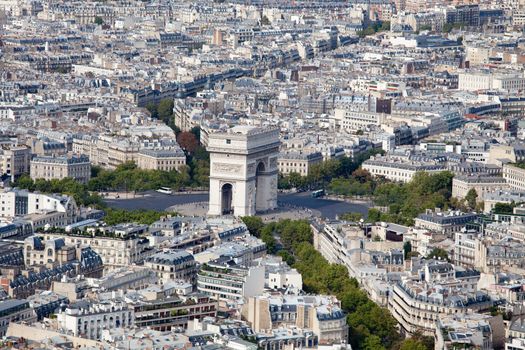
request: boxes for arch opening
[221,183,233,215]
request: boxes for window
[226,139,231,144]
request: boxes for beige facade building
[503,164,525,192]
[72,136,138,170]
[0,145,30,180]
[333,109,385,131]
[242,294,348,345]
[144,250,197,284]
[487,144,525,166]
[465,46,491,66]
[414,210,477,236]
[458,71,525,92]
[389,277,492,336]
[363,155,446,183]
[278,151,323,176]
[30,155,91,183]
[43,228,152,269]
[24,236,81,268]
[452,175,509,202]
[136,148,186,172]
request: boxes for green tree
[103,208,168,225]
[397,338,428,350]
[379,21,391,31]
[277,250,295,266]
[13,175,35,191]
[493,202,515,214]
[260,224,277,254]
[363,335,385,350]
[403,241,412,259]
[367,208,382,223]
[157,99,174,120]
[261,15,271,25]
[145,102,158,119]
[465,188,478,210]
[241,216,265,237]
[190,126,201,141]
[94,16,104,25]
[426,248,449,262]
[340,212,363,222]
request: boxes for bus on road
[156,187,173,195]
[311,189,325,198]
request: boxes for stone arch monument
[207,126,280,217]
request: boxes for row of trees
[278,149,384,191]
[357,21,391,38]
[13,176,104,208]
[103,208,169,226]
[367,171,455,226]
[88,162,193,192]
[13,160,208,202]
[241,217,433,350]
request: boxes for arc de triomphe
[207,126,280,217]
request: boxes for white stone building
[57,300,133,340]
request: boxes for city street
[104,191,370,219]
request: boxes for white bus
[156,187,173,195]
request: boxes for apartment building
[72,136,139,170]
[0,188,78,221]
[144,250,197,284]
[262,256,303,290]
[454,230,477,269]
[389,277,492,335]
[27,291,69,321]
[446,4,480,27]
[414,210,477,236]
[242,294,348,345]
[9,242,103,299]
[458,71,525,92]
[131,293,217,332]
[503,164,525,191]
[333,109,385,131]
[0,145,30,180]
[403,11,445,32]
[475,237,525,274]
[30,155,91,183]
[0,105,34,121]
[197,257,265,307]
[452,175,509,202]
[278,151,323,176]
[362,155,447,183]
[435,313,502,350]
[136,148,186,172]
[57,299,133,340]
[484,191,525,213]
[43,228,152,269]
[27,138,67,157]
[488,145,525,165]
[0,299,36,337]
[24,236,76,267]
